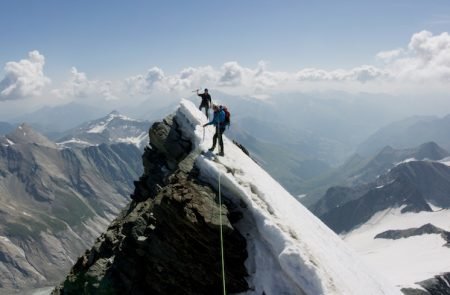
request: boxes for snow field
[343,207,450,289]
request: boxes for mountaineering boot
[208,146,215,152]
[218,151,224,156]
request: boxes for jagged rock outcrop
[418,273,450,295]
[402,273,450,295]
[53,113,249,294]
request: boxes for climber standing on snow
[197,88,212,119]
[203,104,226,156]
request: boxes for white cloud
[219,62,244,86]
[296,65,387,83]
[62,30,450,102]
[0,51,50,101]
[54,67,118,100]
[376,49,404,61]
[376,30,450,84]
[125,67,169,94]
[42,30,450,104]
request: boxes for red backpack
[220,105,231,127]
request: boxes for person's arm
[203,112,217,127]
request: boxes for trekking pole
[202,126,205,142]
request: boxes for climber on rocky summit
[197,88,212,119]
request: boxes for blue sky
[2,0,449,77]
[0,0,449,115]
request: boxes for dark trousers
[199,102,210,119]
[212,126,226,152]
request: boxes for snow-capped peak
[86,111,140,134]
[57,112,150,149]
[175,99,400,295]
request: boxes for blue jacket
[205,109,225,127]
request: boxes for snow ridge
[176,99,400,295]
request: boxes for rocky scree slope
[0,124,143,293]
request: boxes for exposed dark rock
[313,184,372,217]
[401,287,430,295]
[417,272,450,295]
[375,223,450,246]
[233,140,250,156]
[53,113,249,295]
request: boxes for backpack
[220,105,231,127]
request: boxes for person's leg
[209,126,218,151]
[205,105,209,119]
[218,127,224,155]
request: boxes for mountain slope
[357,114,450,156]
[55,99,399,295]
[57,111,150,150]
[317,159,450,292]
[320,160,450,233]
[0,126,144,293]
[303,141,449,208]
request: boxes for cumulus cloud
[391,30,450,82]
[376,49,404,61]
[296,65,387,83]
[0,51,50,101]
[47,30,450,103]
[54,67,117,100]
[219,62,244,86]
[123,60,291,99]
[292,30,450,93]
[125,67,169,95]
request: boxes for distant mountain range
[56,111,151,150]
[0,122,144,293]
[12,102,109,135]
[319,159,450,232]
[301,141,449,207]
[357,114,450,156]
[313,147,450,292]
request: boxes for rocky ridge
[53,114,249,294]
